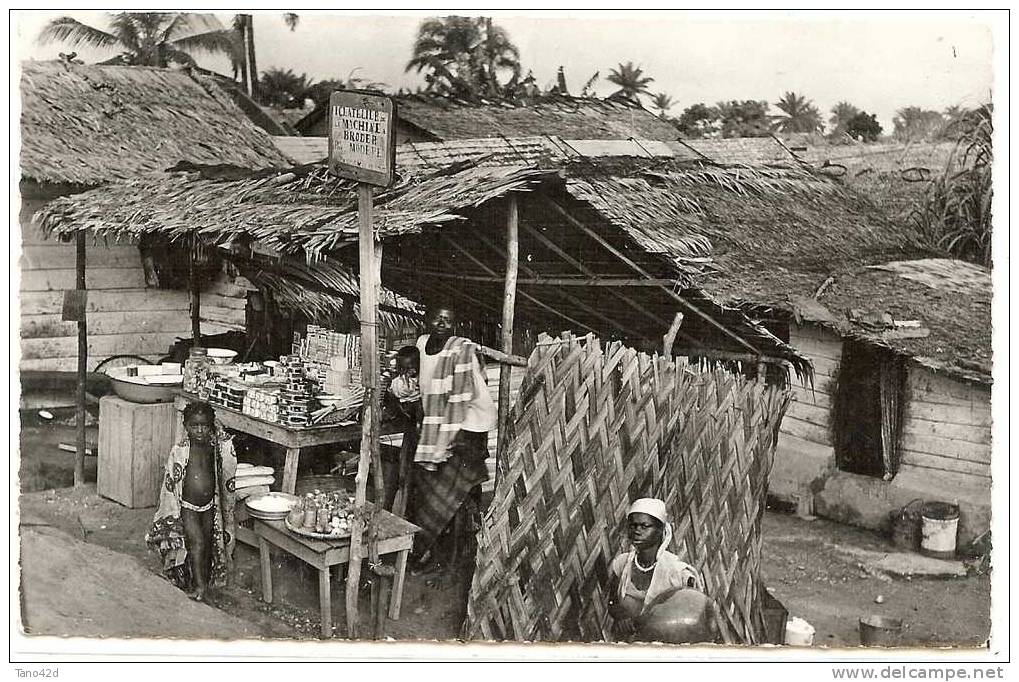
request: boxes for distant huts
[18,60,289,373]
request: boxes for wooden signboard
[328,90,396,187]
[327,88,396,638]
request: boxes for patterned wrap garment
[145,422,237,590]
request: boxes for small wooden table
[252,507,420,638]
[174,393,399,494]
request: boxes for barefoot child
[146,401,237,601]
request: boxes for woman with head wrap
[607,497,706,641]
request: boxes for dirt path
[760,511,990,648]
[20,524,263,639]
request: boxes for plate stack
[233,463,275,500]
[244,492,299,521]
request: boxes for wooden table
[252,507,420,638]
[174,393,398,494]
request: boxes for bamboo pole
[74,231,87,487]
[496,196,519,487]
[189,237,201,345]
[346,183,378,639]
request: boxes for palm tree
[892,106,946,141]
[37,13,236,68]
[406,16,521,98]
[259,68,311,108]
[829,101,861,136]
[233,13,300,99]
[773,91,823,134]
[650,92,675,118]
[606,62,654,102]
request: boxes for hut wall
[815,364,991,546]
[199,267,252,333]
[899,366,991,481]
[769,323,841,506]
[19,190,192,372]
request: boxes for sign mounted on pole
[328,90,396,187]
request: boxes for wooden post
[345,183,379,639]
[189,237,201,345]
[495,196,519,487]
[74,231,87,487]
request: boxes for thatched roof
[35,139,815,373]
[808,259,991,383]
[273,134,799,169]
[19,60,289,186]
[295,92,681,142]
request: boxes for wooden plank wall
[776,323,842,464]
[18,197,193,372]
[199,268,251,334]
[899,366,992,487]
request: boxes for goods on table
[233,463,276,495]
[183,347,211,397]
[299,326,362,393]
[244,492,300,520]
[285,489,355,536]
[181,325,391,428]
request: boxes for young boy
[388,345,422,422]
[146,401,237,601]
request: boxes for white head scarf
[628,497,673,556]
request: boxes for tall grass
[910,105,993,267]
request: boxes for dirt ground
[16,422,992,647]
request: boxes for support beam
[438,233,596,334]
[515,218,705,349]
[496,197,519,487]
[189,237,202,345]
[540,195,762,356]
[74,231,87,487]
[469,228,639,341]
[383,266,681,287]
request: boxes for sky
[14,10,995,132]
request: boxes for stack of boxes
[280,354,310,427]
[207,377,246,412]
[241,387,281,423]
[299,326,362,396]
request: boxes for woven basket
[465,333,791,644]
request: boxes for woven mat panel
[466,333,791,643]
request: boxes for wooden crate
[98,396,176,508]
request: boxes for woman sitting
[607,498,711,642]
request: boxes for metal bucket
[890,499,925,552]
[859,615,903,646]
[921,502,960,559]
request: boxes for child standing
[388,345,422,423]
[146,401,237,601]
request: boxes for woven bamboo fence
[465,333,791,643]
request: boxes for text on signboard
[332,106,388,159]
